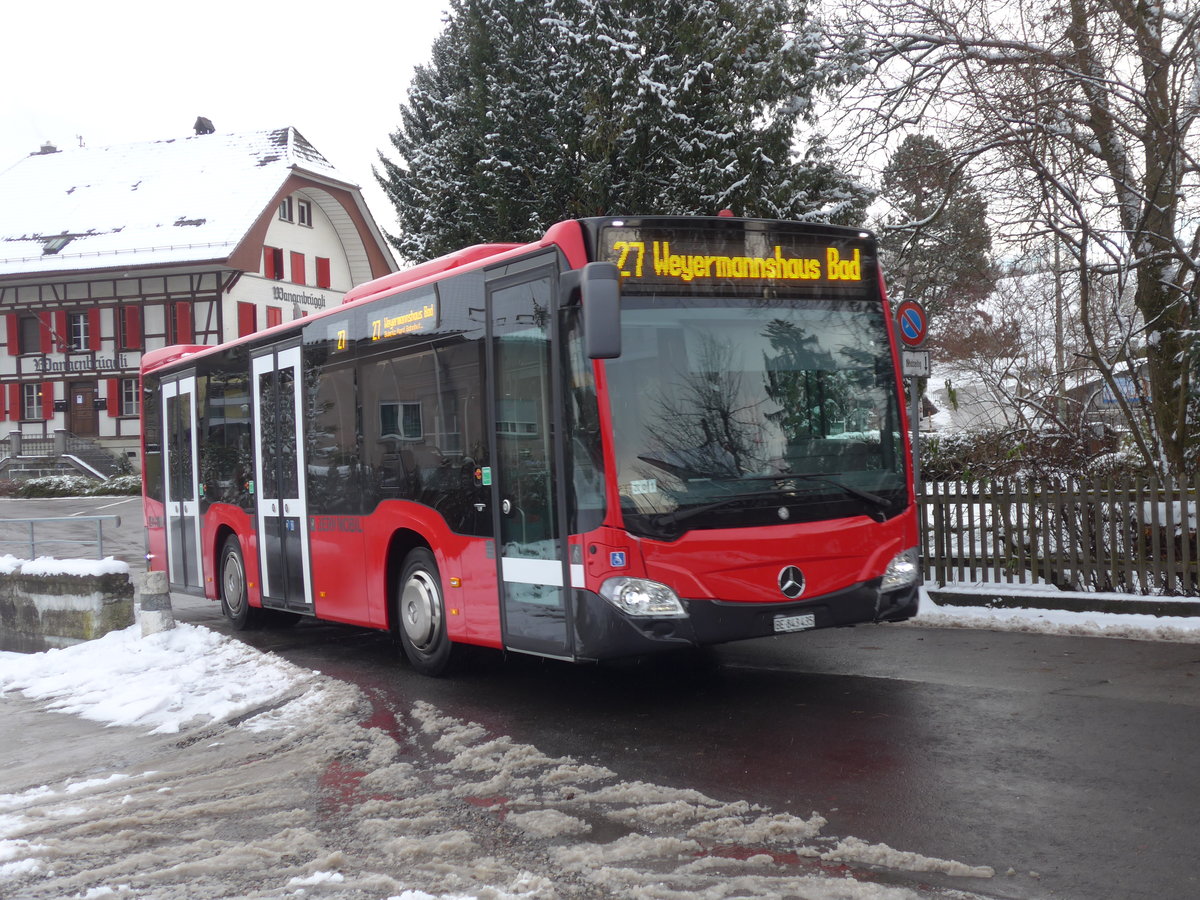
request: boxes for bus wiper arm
[723,473,891,511]
[651,494,764,529]
[787,473,891,511]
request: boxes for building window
[297,199,312,227]
[264,246,284,280]
[380,402,422,440]
[279,196,293,222]
[266,306,283,328]
[290,252,306,286]
[68,312,89,351]
[22,384,42,420]
[121,378,139,416]
[42,236,73,255]
[18,315,40,354]
[316,257,331,289]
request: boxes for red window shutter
[5,315,18,356]
[266,306,283,328]
[88,308,102,351]
[0,382,5,419]
[263,246,278,279]
[8,383,20,420]
[107,378,121,417]
[290,252,306,286]
[175,302,193,343]
[39,312,53,354]
[54,311,68,351]
[237,302,257,337]
[316,257,331,289]
[123,306,142,349]
[41,382,54,420]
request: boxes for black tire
[218,535,259,630]
[396,547,457,676]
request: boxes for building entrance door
[68,381,98,436]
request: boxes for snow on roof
[0,127,351,277]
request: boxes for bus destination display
[600,225,874,298]
[369,290,439,343]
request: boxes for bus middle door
[251,344,314,611]
[486,261,574,660]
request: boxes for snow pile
[0,622,315,734]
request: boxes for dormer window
[297,199,312,227]
[42,235,73,255]
[279,196,294,222]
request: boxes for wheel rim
[222,550,245,615]
[401,569,441,651]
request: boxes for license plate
[773,613,816,633]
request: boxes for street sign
[902,350,930,378]
[896,300,928,347]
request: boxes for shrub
[16,474,142,498]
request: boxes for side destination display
[368,289,439,343]
[600,223,875,299]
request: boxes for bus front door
[161,374,204,591]
[251,345,313,611]
[488,265,574,660]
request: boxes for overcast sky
[0,0,451,237]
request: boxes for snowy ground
[1,557,1197,898]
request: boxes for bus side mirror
[579,262,621,359]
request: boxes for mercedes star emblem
[778,565,805,600]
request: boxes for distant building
[0,127,396,475]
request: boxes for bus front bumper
[572,581,920,662]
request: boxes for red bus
[141,216,919,674]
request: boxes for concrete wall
[0,571,134,653]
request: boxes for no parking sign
[896,300,928,347]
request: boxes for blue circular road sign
[896,300,928,347]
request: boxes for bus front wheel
[396,548,456,676]
[219,535,259,630]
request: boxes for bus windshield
[604,296,906,539]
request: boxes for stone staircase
[0,431,128,481]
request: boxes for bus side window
[305,346,361,515]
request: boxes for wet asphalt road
[5,497,1200,900]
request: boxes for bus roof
[341,243,523,305]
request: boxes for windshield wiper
[718,472,893,513]
[649,493,770,530]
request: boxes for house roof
[0,127,357,278]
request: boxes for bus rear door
[487,263,575,660]
[161,372,204,592]
[251,343,314,611]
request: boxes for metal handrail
[0,515,122,559]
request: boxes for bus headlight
[882,547,920,590]
[599,577,687,618]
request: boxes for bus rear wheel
[396,548,456,676]
[219,535,259,630]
